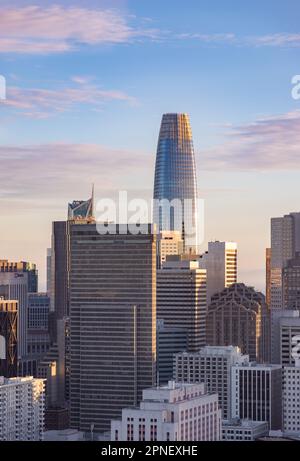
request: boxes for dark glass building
[153,113,198,253]
[0,299,18,377]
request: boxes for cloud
[3,82,137,118]
[0,142,153,213]
[248,33,300,47]
[199,110,300,171]
[0,5,159,54]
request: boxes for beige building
[157,231,183,268]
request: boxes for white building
[283,361,300,433]
[157,260,207,351]
[199,241,237,305]
[222,420,269,441]
[174,346,249,421]
[0,376,45,441]
[231,363,282,430]
[111,381,221,441]
[157,231,184,268]
[271,309,300,364]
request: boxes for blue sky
[0,0,300,290]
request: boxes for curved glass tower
[153,113,198,252]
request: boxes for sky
[0,0,300,291]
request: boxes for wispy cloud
[200,110,300,171]
[0,5,159,54]
[248,33,300,47]
[0,142,152,211]
[3,81,137,118]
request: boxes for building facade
[69,223,156,434]
[111,382,221,441]
[174,346,249,421]
[222,420,269,441]
[199,241,237,305]
[0,260,37,359]
[206,283,270,362]
[0,299,18,378]
[283,363,300,433]
[157,259,207,352]
[0,376,45,441]
[156,231,184,268]
[231,363,282,430]
[153,113,198,253]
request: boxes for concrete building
[44,428,84,441]
[222,420,269,441]
[231,363,282,430]
[283,255,300,310]
[271,309,300,364]
[270,212,300,310]
[283,362,300,433]
[111,381,221,441]
[206,283,270,363]
[156,231,184,268]
[156,319,187,385]
[157,259,207,351]
[0,299,18,378]
[199,241,237,305]
[0,260,37,359]
[0,375,45,441]
[69,223,156,434]
[27,292,50,362]
[174,346,249,421]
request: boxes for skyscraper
[270,212,300,310]
[0,299,18,378]
[153,113,198,253]
[206,283,270,362]
[199,241,237,305]
[69,223,156,434]
[0,260,37,359]
[157,259,207,352]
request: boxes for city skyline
[0,1,300,290]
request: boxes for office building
[0,260,37,359]
[271,309,300,364]
[0,375,45,441]
[266,248,271,308]
[283,255,300,309]
[69,223,156,434]
[156,319,187,385]
[111,381,221,441]
[157,259,207,352]
[153,113,198,253]
[174,346,249,420]
[0,299,18,378]
[156,231,184,268]
[222,420,269,441]
[199,241,237,305]
[283,362,300,433]
[270,212,300,310]
[231,363,282,430]
[206,283,270,362]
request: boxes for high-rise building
[266,248,271,309]
[0,375,45,441]
[153,113,198,253]
[283,361,300,433]
[0,299,18,378]
[67,191,94,221]
[270,309,300,364]
[199,241,237,305]
[26,293,50,365]
[283,255,300,309]
[0,260,37,359]
[111,381,221,441]
[231,363,282,430]
[156,319,187,385]
[206,283,270,362]
[270,212,300,310]
[46,248,52,296]
[156,231,184,268]
[174,346,249,421]
[157,259,207,351]
[69,223,156,434]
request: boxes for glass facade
[153,113,198,252]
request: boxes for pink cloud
[3,83,137,117]
[0,5,159,53]
[199,110,300,171]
